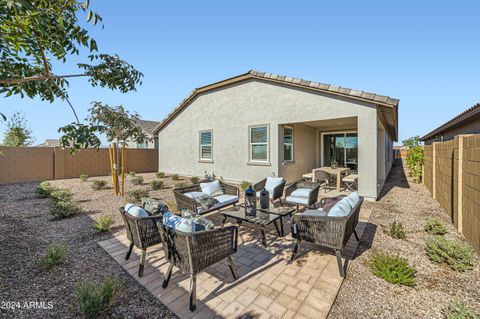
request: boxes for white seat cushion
[290,188,311,198]
[264,177,284,193]
[200,180,223,196]
[346,192,360,208]
[286,196,310,205]
[343,174,358,182]
[125,203,149,218]
[184,191,207,200]
[256,191,273,199]
[328,197,352,217]
[214,194,239,204]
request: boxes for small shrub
[131,176,144,185]
[443,300,480,319]
[93,215,116,232]
[49,200,82,219]
[240,181,251,191]
[150,180,164,190]
[35,181,59,198]
[80,174,89,182]
[190,176,200,184]
[175,182,187,188]
[156,171,165,178]
[76,277,121,319]
[129,189,149,203]
[388,221,406,239]
[92,180,107,191]
[370,252,415,286]
[424,218,448,235]
[171,173,179,180]
[425,237,475,271]
[127,171,136,177]
[406,146,424,183]
[167,201,178,213]
[36,244,68,268]
[50,189,73,202]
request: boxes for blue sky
[1,0,479,145]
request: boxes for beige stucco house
[153,71,399,200]
[123,119,160,149]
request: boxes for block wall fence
[0,147,158,184]
[423,134,480,253]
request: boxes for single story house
[421,103,480,145]
[123,119,160,149]
[153,71,399,200]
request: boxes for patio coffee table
[257,204,295,237]
[221,205,283,247]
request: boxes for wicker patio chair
[290,196,364,277]
[284,181,320,210]
[174,181,240,215]
[157,223,239,311]
[253,177,286,205]
[313,168,335,193]
[119,207,163,277]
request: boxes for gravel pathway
[329,162,480,319]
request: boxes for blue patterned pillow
[163,211,206,233]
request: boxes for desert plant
[370,252,415,286]
[131,175,144,185]
[36,244,68,268]
[425,237,475,271]
[76,277,121,319]
[35,181,59,198]
[406,146,424,183]
[171,173,179,180]
[50,189,73,203]
[167,201,178,213]
[175,182,187,188]
[150,180,164,191]
[190,176,200,185]
[93,215,116,232]
[156,171,165,178]
[127,171,136,177]
[388,221,406,239]
[443,300,480,319]
[49,200,82,219]
[240,181,251,191]
[129,189,149,203]
[424,218,448,235]
[80,174,89,182]
[92,180,107,191]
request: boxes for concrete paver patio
[99,207,371,319]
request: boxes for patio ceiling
[297,117,358,131]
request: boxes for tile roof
[420,103,480,141]
[136,119,161,134]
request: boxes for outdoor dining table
[303,167,351,192]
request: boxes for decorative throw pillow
[196,194,219,210]
[182,209,215,230]
[200,180,223,196]
[124,203,149,218]
[163,211,206,232]
[141,198,169,216]
[345,192,360,208]
[323,195,346,213]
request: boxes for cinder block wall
[423,145,433,194]
[0,147,54,184]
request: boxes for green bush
[388,221,406,239]
[93,215,116,232]
[370,252,415,286]
[240,181,251,191]
[175,182,187,188]
[36,244,68,268]
[171,173,179,180]
[80,174,89,182]
[127,171,136,177]
[49,200,82,219]
[443,300,480,319]
[424,218,448,235]
[50,189,73,203]
[129,189,149,203]
[92,180,107,191]
[425,237,475,271]
[156,171,165,178]
[406,146,424,183]
[190,176,200,184]
[150,180,164,190]
[76,277,121,319]
[35,181,59,198]
[131,175,144,185]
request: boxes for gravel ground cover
[329,162,480,319]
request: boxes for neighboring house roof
[420,103,480,141]
[136,119,161,135]
[152,70,399,140]
[36,139,61,147]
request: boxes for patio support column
[357,109,378,200]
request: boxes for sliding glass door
[323,132,358,172]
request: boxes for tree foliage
[402,135,421,148]
[2,111,34,146]
[406,146,424,182]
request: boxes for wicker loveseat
[174,181,240,215]
[290,194,364,277]
[119,207,163,277]
[157,223,239,311]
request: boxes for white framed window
[283,126,294,161]
[249,125,269,163]
[199,130,213,161]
